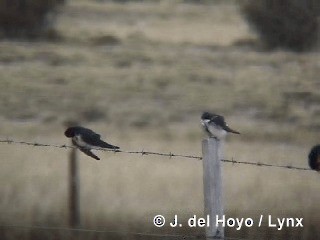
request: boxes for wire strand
[0,224,246,240]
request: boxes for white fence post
[202,138,224,239]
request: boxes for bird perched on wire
[308,145,320,171]
[201,112,240,140]
[64,126,119,160]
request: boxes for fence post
[202,138,224,239]
[69,139,81,228]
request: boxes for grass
[0,1,319,239]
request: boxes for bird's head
[308,145,320,171]
[201,111,213,120]
[64,127,77,138]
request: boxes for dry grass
[0,1,319,239]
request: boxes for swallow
[201,112,240,140]
[64,126,119,160]
[308,145,320,171]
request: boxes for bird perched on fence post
[308,145,320,171]
[64,126,119,160]
[201,112,240,140]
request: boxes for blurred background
[0,0,319,239]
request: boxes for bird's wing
[95,139,119,149]
[222,125,240,134]
[78,128,119,149]
[210,115,225,126]
[210,115,240,134]
[80,128,102,145]
[79,148,100,160]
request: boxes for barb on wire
[0,139,312,171]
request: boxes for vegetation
[0,0,65,38]
[242,0,319,51]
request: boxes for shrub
[241,0,320,51]
[0,0,65,39]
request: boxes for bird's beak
[200,119,208,126]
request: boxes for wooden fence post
[202,138,224,239]
[69,139,81,228]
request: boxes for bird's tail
[79,148,100,160]
[224,126,240,134]
[98,140,120,149]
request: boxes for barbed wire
[0,139,202,160]
[0,139,312,172]
[0,224,246,240]
[221,158,311,171]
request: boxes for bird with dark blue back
[201,112,240,140]
[64,126,119,160]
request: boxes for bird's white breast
[201,120,227,139]
[74,135,92,148]
[207,124,227,139]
